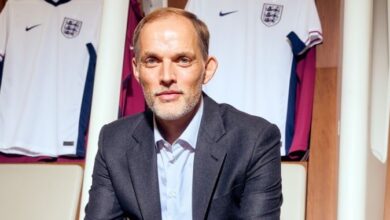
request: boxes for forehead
[139,14,198,44]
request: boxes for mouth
[155,90,183,102]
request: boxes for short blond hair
[132,7,210,61]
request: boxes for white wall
[339,0,389,219]
[79,0,130,219]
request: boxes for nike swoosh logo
[25,24,41,32]
[219,10,238,16]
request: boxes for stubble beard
[143,86,202,121]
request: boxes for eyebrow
[174,51,196,58]
[140,51,197,60]
[140,51,159,59]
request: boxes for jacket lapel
[193,95,227,220]
[126,111,162,220]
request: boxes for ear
[132,58,141,83]
[202,56,218,84]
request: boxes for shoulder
[101,112,147,136]
[217,101,280,137]
[97,111,153,159]
[99,111,151,146]
[220,103,271,126]
[202,94,281,146]
[223,104,280,144]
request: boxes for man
[85,7,282,220]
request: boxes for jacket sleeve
[84,125,125,220]
[239,123,283,220]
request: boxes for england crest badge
[61,17,82,38]
[261,3,283,27]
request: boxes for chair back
[0,164,83,220]
[281,163,307,220]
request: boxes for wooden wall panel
[316,0,341,68]
[306,0,341,219]
[306,68,339,220]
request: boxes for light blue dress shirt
[154,99,204,220]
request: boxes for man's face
[133,15,216,121]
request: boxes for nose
[160,60,176,86]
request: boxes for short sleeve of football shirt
[186,0,323,155]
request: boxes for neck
[156,101,200,144]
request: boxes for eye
[177,56,192,67]
[142,56,160,67]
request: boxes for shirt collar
[154,97,204,150]
[45,0,71,7]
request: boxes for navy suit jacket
[85,94,283,220]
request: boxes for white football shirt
[186,0,322,155]
[0,0,102,157]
